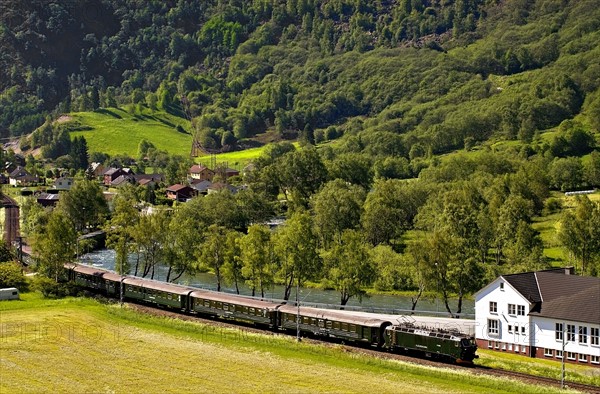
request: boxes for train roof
[71,263,123,282]
[122,276,194,295]
[278,304,392,328]
[189,290,282,310]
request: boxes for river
[79,249,474,317]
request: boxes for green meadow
[68,108,192,157]
[0,294,587,394]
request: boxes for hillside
[2,0,599,153]
[3,0,600,290]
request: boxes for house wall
[475,278,534,355]
[531,316,600,367]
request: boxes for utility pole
[561,323,566,389]
[296,278,301,342]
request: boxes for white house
[475,268,600,367]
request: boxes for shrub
[0,262,27,291]
[32,276,75,298]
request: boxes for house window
[579,326,588,344]
[489,301,497,313]
[591,355,599,364]
[544,348,553,357]
[578,354,587,362]
[514,323,519,335]
[567,324,576,342]
[556,323,563,341]
[521,325,526,335]
[567,352,576,361]
[488,341,493,349]
[556,350,563,359]
[508,325,513,334]
[500,282,504,291]
[488,319,499,336]
[508,304,516,315]
[517,305,525,316]
[591,328,599,346]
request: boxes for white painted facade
[475,278,534,354]
[475,276,600,366]
[532,316,600,364]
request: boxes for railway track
[124,301,600,393]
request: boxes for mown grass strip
[0,294,588,394]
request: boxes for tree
[32,211,76,281]
[415,184,486,315]
[272,211,321,300]
[222,230,243,294]
[322,229,375,306]
[558,196,600,275]
[131,209,170,279]
[584,150,600,187]
[57,178,109,233]
[197,225,230,291]
[70,135,89,171]
[361,179,428,247]
[240,224,275,297]
[105,184,140,275]
[311,179,366,248]
[164,197,208,282]
[278,147,328,208]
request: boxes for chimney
[564,266,574,275]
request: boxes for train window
[204,300,210,307]
[326,321,332,329]
[341,323,348,331]
[223,304,229,311]
[350,324,356,332]
[249,308,255,314]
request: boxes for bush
[543,197,563,215]
[32,276,75,298]
[0,262,28,291]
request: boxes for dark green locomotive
[385,324,478,363]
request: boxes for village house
[52,176,74,191]
[475,268,600,367]
[36,192,60,207]
[166,184,195,202]
[188,164,214,181]
[9,166,40,187]
[89,162,105,179]
[103,167,134,186]
[190,179,212,195]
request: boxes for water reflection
[79,249,474,317]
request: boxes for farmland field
[0,294,587,393]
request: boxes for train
[65,263,478,364]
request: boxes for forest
[1,0,599,312]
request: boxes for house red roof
[189,164,212,173]
[166,184,189,192]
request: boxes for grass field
[195,146,267,170]
[68,108,192,157]
[0,294,588,394]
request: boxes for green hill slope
[68,108,192,157]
